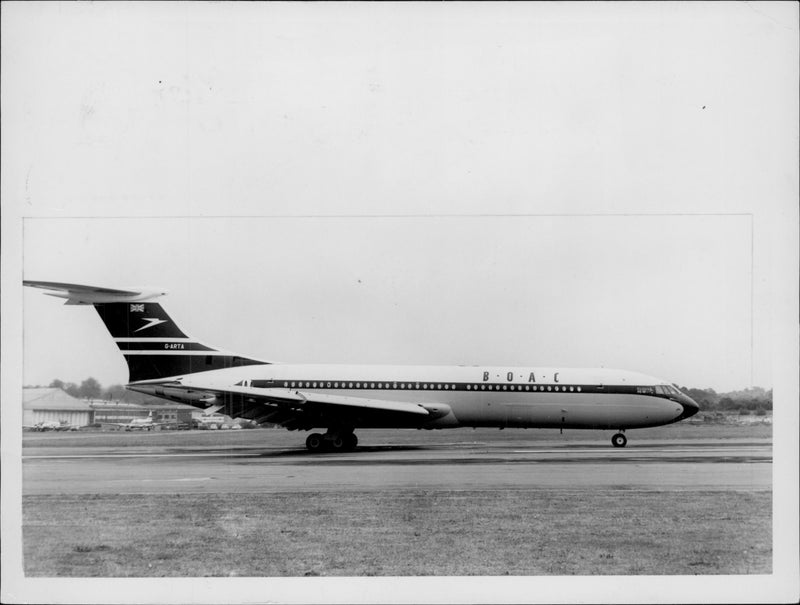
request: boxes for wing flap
[198,385,430,416]
[221,386,430,416]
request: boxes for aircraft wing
[247,388,430,415]
[127,381,440,430]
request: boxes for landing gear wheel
[330,435,347,451]
[345,433,358,451]
[306,433,325,452]
[611,433,627,448]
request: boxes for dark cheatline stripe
[245,379,678,399]
[116,341,217,351]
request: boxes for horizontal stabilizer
[24,281,166,304]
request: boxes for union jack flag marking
[130,304,145,312]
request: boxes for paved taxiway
[23,437,771,495]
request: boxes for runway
[22,435,771,495]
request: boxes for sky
[2,3,798,602]
[21,214,757,391]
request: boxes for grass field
[23,488,770,577]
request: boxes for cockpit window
[654,385,666,395]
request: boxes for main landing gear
[611,432,627,448]
[305,430,358,453]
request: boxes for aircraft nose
[678,396,700,420]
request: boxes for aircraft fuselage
[130,364,699,431]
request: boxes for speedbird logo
[134,318,168,333]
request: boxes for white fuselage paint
[153,364,688,430]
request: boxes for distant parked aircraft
[25,281,700,451]
[106,410,161,431]
[24,420,79,432]
[194,412,227,430]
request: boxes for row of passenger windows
[280,380,583,392]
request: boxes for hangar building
[23,388,95,427]
[89,400,199,429]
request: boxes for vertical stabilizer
[24,281,269,382]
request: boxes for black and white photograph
[2,2,798,604]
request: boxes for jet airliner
[104,410,162,431]
[24,281,700,451]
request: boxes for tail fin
[25,281,269,382]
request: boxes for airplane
[194,412,228,430]
[24,420,79,432]
[105,410,161,431]
[24,281,700,452]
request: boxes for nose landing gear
[611,432,627,448]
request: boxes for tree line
[678,386,772,413]
[35,378,160,405]
[26,377,773,413]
